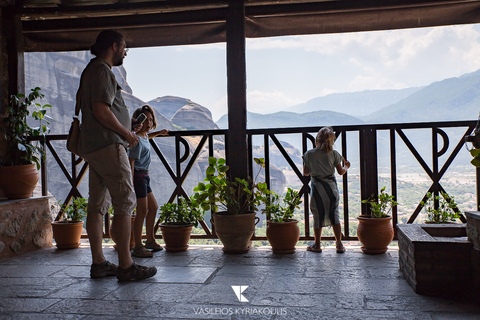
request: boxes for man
[77,30,157,281]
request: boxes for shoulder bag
[66,102,82,156]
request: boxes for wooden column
[0,7,25,163]
[359,128,378,216]
[226,0,248,180]
[0,7,25,109]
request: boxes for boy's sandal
[336,242,346,253]
[131,246,153,258]
[306,244,322,252]
[144,240,163,252]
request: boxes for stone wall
[398,223,473,296]
[466,211,480,290]
[0,196,53,259]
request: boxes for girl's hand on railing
[149,129,170,138]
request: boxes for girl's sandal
[131,246,153,258]
[144,240,163,252]
[306,244,322,252]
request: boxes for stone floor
[1,243,479,320]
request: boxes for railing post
[226,0,248,180]
[359,128,378,216]
[41,139,47,196]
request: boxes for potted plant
[0,87,52,199]
[193,157,264,253]
[421,191,461,223]
[158,196,205,252]
[258,186,302,253]
[51,197,87,249]
[359,186,398,254]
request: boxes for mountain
[23,52,286,206]
[147,96,213,120]
[216,110,363,129]
[289,87,422,117]
[171,103,219,130]
[365,69,480,123]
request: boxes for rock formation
[148,96,213,120]
[20,51,289,210]
[171,102,220,130]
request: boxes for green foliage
[361,186,398,218]
[159,196,205,227]
[469,148,480,167]
[0,87,52,169]
[421,191,461,223]
[58,197,87,223]
[192,157,265,215]
[257,186,302,223]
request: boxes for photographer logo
[231,285,249,302]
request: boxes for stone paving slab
[0,244,479,319]
[151,266,218,283]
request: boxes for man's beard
[113,53,124,66]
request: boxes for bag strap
[73,102,81,119]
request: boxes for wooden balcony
[27,120,479,242]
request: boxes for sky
[123,23,480,122]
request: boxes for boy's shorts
[133,173,152,199]
[84,143,136,216]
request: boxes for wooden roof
[5,0,480,52]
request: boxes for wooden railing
[32,121,478,241]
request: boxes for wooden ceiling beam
[18,0,480,51]
[18,0,228,19]
[22,7,227,32]
[246,0,480,17]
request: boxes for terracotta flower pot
[52,221,84,249]
[357,215,394,254]
[0,164,39,199]
[213,212,259,254]
[160,224,193,252]
[266,219,300,254]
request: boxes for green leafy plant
[257,187,302,223]
[0,87,52,169]
[361,186,398,218]
[159,196,205,226]
[57,197,88,223]
[192,157,266,215]
[421,191,461,223]
[469,148,480,167]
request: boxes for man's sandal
[131,246,153,258]
[306,244,322,252]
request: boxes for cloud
[127,24,480,120]
[247,90,305,114]
[211,95,228,122]
[247,25,480,91]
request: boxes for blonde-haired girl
[303,127,350,253]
